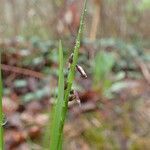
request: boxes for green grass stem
[0,52,4,150]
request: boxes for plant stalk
[58,0,87,148]
[0,52,4,150]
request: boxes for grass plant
[0,53,4,150]
[50,0,87,149]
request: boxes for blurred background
[0,0,150,149]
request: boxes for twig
[89,0,101,41]
[1,64,44,79]
[135,58,150,85]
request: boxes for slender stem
[0,52,4,149]
[58,0,87,147]
[64,0,87,115]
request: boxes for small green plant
[93,51,115,96]
[0,53,4,149]
[50,1,87,150]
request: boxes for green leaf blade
[50,40,64,150]
[0,52,4,150]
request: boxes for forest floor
[1,37,150,150]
